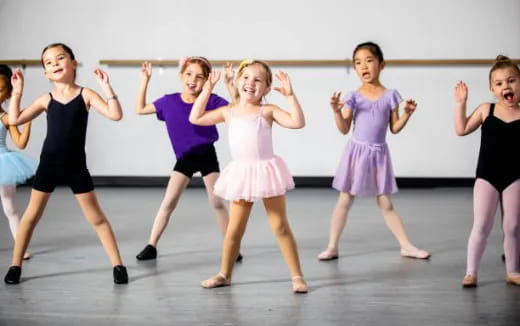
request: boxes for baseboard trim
[86,176,475,188]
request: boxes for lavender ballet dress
[332,89,402,196]
[214,106,295,202]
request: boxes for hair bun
[495,55,511,63]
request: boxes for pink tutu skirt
[214,155,295,202]
[332,138,397,196]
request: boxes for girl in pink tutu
[318,42,430,261]
[189,60,307,293]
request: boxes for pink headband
[178,56,212,70]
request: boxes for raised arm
[85,69,122,121]
[8,69,47,125]
[271,71,305,129]
[454,81,484,136]
[189,70,226,126]
[223,62,238,102]
[389,99,416,134]
[135,61,157,115]
[330,91,352,135]
[8,121,31,149]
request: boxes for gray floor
[0,187,519,326]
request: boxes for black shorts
[174,144,220,178]
[32,162,94,194]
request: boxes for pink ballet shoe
[292,275,308,294]
[317,248,338,261]
[23,252,32,260]
[400,247,430,259]
[505,273,520,286]
[462,274,477,288]
[201,272,231,289]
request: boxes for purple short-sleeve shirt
[154,93,228,159]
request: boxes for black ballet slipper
[236,253,244,263]
[4,266,22,284]
[113,265,128,284]
[136,244,157,260]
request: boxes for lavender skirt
[332,138,397,196]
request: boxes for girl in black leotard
[3,43,128,284]
[454,55,520,288]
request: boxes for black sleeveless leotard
[475,103,520,192]
[40,88,88,166]
[32,88,94,194]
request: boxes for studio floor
[0,187,518,326]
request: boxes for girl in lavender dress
[318,42,430,261]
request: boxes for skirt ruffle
[0,150,38,185]
[215,155,294,202]
[332,139,397,196]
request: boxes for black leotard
[476,103,520,192]
[41,88,88,166]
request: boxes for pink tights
[466,178,520,275]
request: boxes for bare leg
[318,191,354,260]
[148,172,190,246]
[501,180,520,279]
[376,194,430,259]
[11,189,51,266]
[466,179,500,277]
[75,191,123,266]
[264,195,307,293]
[201,200,252,288]
[202,172,229,236]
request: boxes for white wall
[1,0,519,177]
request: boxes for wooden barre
[2,59,519,67]
[99,59,520,67]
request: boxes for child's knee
[209,196,225,211]
[271,221,291,238]
[2,205,17,218]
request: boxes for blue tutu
[0,149,37,185]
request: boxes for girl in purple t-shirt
[318,42,430,262]
[135,57,240,261]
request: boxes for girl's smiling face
[490,67,520,107]
[179,63,207,96]
[237,63,271,102]
[42,46,77,82]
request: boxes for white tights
[0,185,20,240]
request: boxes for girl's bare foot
[201,272,230,288]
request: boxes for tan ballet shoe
[201,272,231,289]
[23,252,32,260]
[462,274,477,288]
[505,273,520,286]
[292,276,308,294]
[400,247,430,259]
[317,248,338,261]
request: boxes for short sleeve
[207,94,229,111]
[153,96,168,121]
[388,90,403,109]
[343,91,356,110]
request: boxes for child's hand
[223,62,234,84]
[454,81,468,104]
[94,69,113,95]
[10,69,24,95]
[203,70,221,92]
[273,71,294,96]
[330,91,345,112]
[403,99,417,115]
[141,61,152,82]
